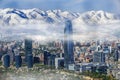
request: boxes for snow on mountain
[0,8,120,41]
[0,8,120,25]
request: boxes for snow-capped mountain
[0,8,120,41]
[0,8,120,25]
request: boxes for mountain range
[0,8,120,25]
[0,8,120,41]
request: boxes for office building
[15,54,22,68]
[114,50,119,61]
[43,50,51,65]
[64,20,74,69]
[48,54,56,66]
[7,49,14,64]
[75,63,93,73]
[117,43,120,49]
[27,54,33,68]
[55,57,64,69]
[25,39,32,61]
[93,51,105,63]
[2,54,10,68]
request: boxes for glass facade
[64,20,74,69]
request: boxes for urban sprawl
[0,20,120,79]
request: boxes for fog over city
[0,22,120,41]
[0,0,120,80]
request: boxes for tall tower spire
[64,20,74,69]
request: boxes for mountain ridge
[0,8,120,26]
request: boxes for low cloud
[0,23,65,41]
[0,22,120,41]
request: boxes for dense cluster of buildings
[1,20,120,79]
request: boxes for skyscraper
[44,50,51,65]
[27,54,33,68]
[15,54,22,68]
[25,39,32,62]
[93,51,105,63]
[64,20,74,69]
[2,54,10,68]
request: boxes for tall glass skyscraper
[25,39,32,62]
[64,20,74,69]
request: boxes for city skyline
[0,0,120,80]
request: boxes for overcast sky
[0,0,120,13]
